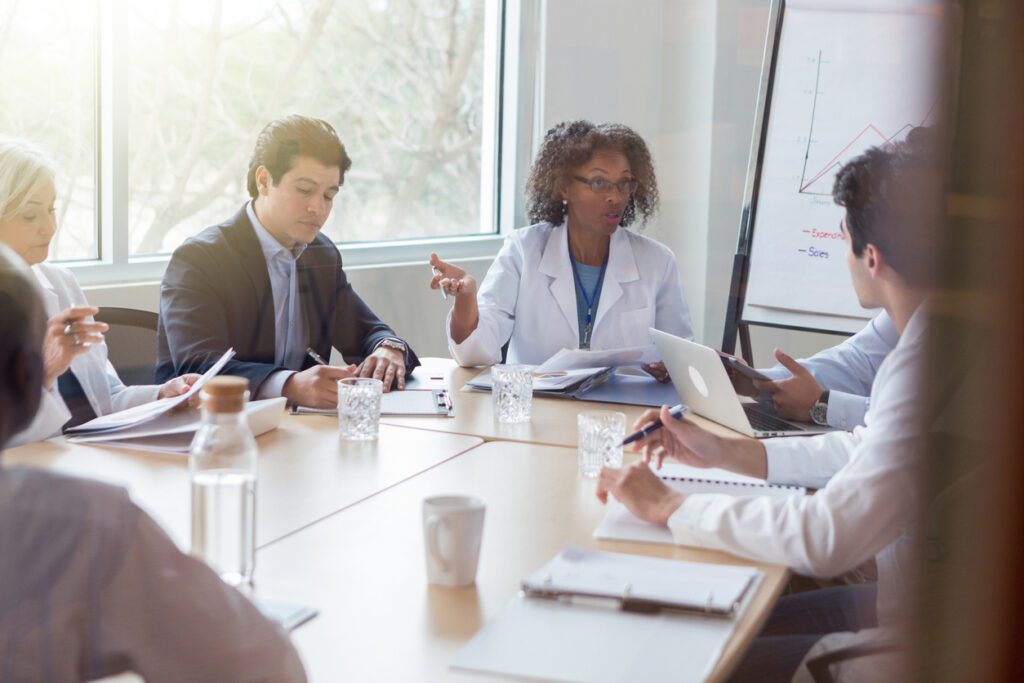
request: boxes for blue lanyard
[570,254,608,348]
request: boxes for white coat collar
[537,219,640,339]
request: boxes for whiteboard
[740,2,950,332]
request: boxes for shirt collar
[247,200,307,261]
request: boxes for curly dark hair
[525,121,659,228]
[832,126,947,287]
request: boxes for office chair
[94,307,160,386]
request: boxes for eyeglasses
[572,175,639,196]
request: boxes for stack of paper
[62,349,286,453]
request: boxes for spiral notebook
[594,463,806,545]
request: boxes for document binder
[520,545,761,619]
[289,388,454,417]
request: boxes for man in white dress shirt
[0,247,306,680]
[741,311,898,430]
[597,129,949,682]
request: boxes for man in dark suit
[157,115,418,408]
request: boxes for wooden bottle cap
[201,376,249,413]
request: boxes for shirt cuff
[825,390,870,430]
[256,370,296,400]
[666,495,718,547]
[763,438,813,487]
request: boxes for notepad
[594,463,806,545]
[522,545,760,617]
[452,545,763,682]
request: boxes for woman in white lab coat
[0,136,199,447]
[430,121,693,367]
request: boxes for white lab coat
[447,221,694,366]
[668,305,931,682]
[8,263,159,447]
[759,311,899,430]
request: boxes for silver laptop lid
[649,328,756,437]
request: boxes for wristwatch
[375,338,407,355]
[810,390,830,426]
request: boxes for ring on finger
[63,323,74,336]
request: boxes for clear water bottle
[189,376,257,587]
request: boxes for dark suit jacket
[156,204,419,392]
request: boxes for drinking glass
[338,377,383,440]
[577,410,626,477]
[491,364,533,423]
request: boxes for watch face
[811,402,828,426]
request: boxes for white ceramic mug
[422,495,486,587]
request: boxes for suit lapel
[538,221,579,342]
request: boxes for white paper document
[594,463,806,545]
[67,397,286,454]
[66,348,236,434]
[534,344,660,373]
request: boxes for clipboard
[289,389,454,417]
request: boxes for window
[2,0,517,277]
[0,0,98,262]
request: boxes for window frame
[69,0,542,287]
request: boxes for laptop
[650,328,832,438]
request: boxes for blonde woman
[0,136,199,446]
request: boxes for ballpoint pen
[431,265,448,301]
[621,403,690,446]
[306,347,329,366]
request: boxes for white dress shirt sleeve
[756,311,898,427]
[256,370,297,400]
[447,237,521,367]
[825,390,870,430]
[666,316,924,578]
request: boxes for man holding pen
[157,116,418,408]
[598,130,950,681]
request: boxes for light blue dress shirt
[758,310,900,430]
[247,202,309,398]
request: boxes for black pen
[621,404,690,446]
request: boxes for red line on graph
[798,102,938,194]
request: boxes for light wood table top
[255,441,788,683]
[3,416,481,549]
[383,358,739,447]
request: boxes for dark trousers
[727,583,878,683]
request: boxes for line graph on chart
[796,50,937,197]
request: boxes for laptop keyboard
[743,405,803,434]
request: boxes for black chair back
[93,307,160,387]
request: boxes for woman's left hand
[159,374,203,407]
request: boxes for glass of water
[577,410,626,477]
[491,364,533,423]
[338,377,383,440]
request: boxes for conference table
[384,358,741,446]
[3,419,482,549]
[4,359,790,682]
